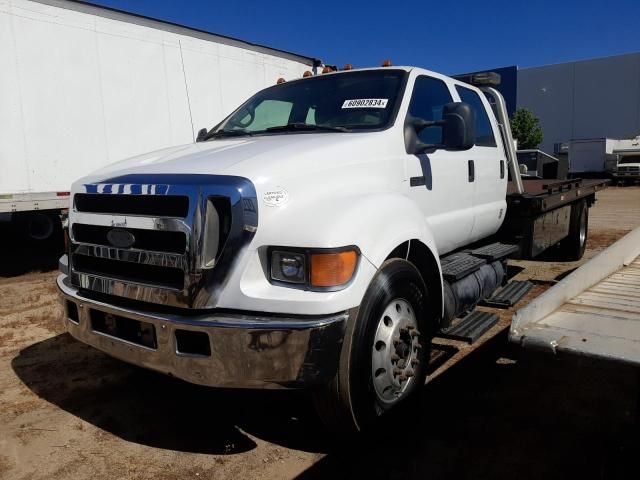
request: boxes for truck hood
[80,133,396,186]
[73,132,404,244]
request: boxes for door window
[408,76,454,145]
[455,86,497,147]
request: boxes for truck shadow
[11,330,639,476]
[11,333,329,455]
[296,332,640,480]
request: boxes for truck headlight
[268,247,359,290]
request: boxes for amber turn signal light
[310,250,358,287]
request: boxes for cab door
[404,75,475,255]
[454,85,507,242]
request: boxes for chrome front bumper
[57,274,347,389]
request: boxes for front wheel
[313,259,432,434]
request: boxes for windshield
[208,69,407,138]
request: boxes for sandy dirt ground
[0,187,639,480]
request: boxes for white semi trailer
[0,0,317,246]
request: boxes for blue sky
[85,0,640,74]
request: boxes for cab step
[436,311,499,344]
[481,280,534,308]
[470,242,519,261]
[440,253,486,281]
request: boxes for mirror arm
[413,119,444,133]
[413,141,443,154]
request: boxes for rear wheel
[559,199,588,261]
[14,211,62,247]
[313,259,432,434]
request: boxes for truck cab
[57,66,601,433]
[613,155,640,183]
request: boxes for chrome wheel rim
[579,209,587,247]
[371,298,421,405]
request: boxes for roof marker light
[303,70,313,77]
[342,64,353,70]
[276,77,286,84]
[382,59,392,67]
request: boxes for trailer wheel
[560,199,588,261]
[14,211,63,248]
[313,259,432,434]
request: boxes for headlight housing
[268,247,359,291]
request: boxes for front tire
[313,259,432,434]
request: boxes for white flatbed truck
[56,65,608,433]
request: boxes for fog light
[271,251,306,283]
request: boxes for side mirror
[441,102,475,151]
[406,102,475,154]
[196,128,208,142]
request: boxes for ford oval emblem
[106,228,135,249]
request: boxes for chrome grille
[68,175,258,308]
[73,223,187,253]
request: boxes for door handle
[500,160,505,179]
[468,160,475,182]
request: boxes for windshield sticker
[342,98,388,109]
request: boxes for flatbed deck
[500,178,609,258]
[507,178,608,214]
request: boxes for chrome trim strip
[73,244,188,269]
[70,213,190,234]
[70,271,190,306]
[58,274,347,389]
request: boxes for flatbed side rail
[540,178,584,195]
[510,227,640,364]
[506,178,608,215]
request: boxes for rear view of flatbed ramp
[510,227,640,365]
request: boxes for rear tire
[313,259,432,434]
[559,199,588,261]
[14,211,62,248]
